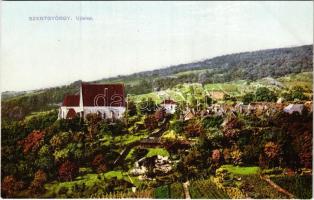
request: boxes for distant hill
[1,45,313,121]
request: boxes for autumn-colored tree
[28,170,47,195]
[127,100,137,116]
[154,108,166,122]
[223,148,232,164]
[263,141,282,168]
[230,145,243,165]
[184,119,203,137]
[91,154,108,173]
[1,175,24,198]
[18,130,45,154]
[58,160,79,181]
[85,113,102,138]
[264,142,280,159]
[223,118,243,138]
[296,131,312,168]
[211,149,221,163]
[144,115,158,131]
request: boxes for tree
[28,170,47,195]
[291,86,308,100]
[127,101,137,116]
[170,120,184,134]
[263,141,282,167]
[211,149,221,163]
[230,145,243,166]
[154,108,166,122]
[18,130,45,154]
[204,96,213,107]
[184,119,203,137]
[242,93,254,105]
[202,116,223,129]
[139,98,157,114]
[58,160,79,181]
[144,115,158,131]
[255,87,277,102]
[35,145,54,172]
[1,175,24,198]
[92,154,108,173]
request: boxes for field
[271,175,312,199]
[189,179,229,199]
[42,170,139,198]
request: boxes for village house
[283,104,304,115]
[160,99,177,114]
[59,82,126,119]
[209,91,225,100]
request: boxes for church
[58,82,126,120]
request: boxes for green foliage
[139,97,157,114]
[242,93,254,105]
[169,182,184,199]
[202,116,223,129]
[146,148,170,158]
[170,120,184,134]
[255,87,277,102]
[154,185,170,199]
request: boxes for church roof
[62,95,80,106]
[81,82,125,107]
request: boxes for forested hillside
[1,45,312,121]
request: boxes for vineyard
[189,179,229,199]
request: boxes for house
[160,99,177,114]
[59,82,126,119]
[209,91,225,100]
[181,109,195,121]
[283,104,304,115]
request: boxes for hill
[1,45,312,121]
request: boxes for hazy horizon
[1,43,312,93]
[1,1,313,92]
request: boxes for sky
[1,1,313,92]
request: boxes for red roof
[81,83,125,107]
[162,99,176,104]
[62,95,80,106]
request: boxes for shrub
[144,115,158,131]
[212,149,221,163]
[169,183,184,199]
[154,185,170,199]
[255,87,277,102]
[28,170,47,195]
[170,120,184,134]
[242,93,254,105]
[1,175,24,198]
[58,160,79,181]
[92,154,108,173]
[202,116,223,129]
[18,130,45,154]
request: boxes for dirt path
[183,181,191,199]
[260,175,295,199]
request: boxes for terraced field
[189,179,229,199]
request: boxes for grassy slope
[43,170,140,197]
[130,72,313,103]
[220,165,260,175]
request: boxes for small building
[283,104,304,115]
[59,82,126,119]
[161,99,177,114]
[209,91,225,100]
